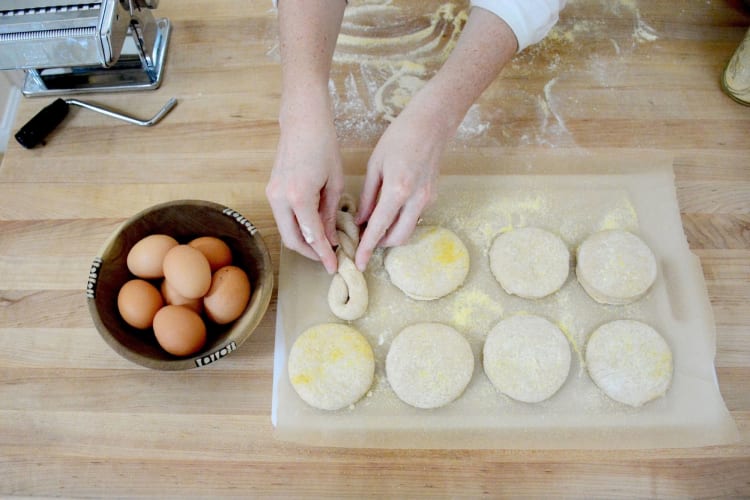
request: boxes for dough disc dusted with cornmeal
[386,323,474,409]
[585,320,673,407]
[576,229,657,304]
[384,225,470,300]
[483,315,571,403]
[288,323,374,411]
[489,227,570,299]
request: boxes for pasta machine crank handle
[15,97,177,149]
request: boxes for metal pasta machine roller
[0,0,171,96]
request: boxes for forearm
[277,0,346,125]
[410,6,518,137]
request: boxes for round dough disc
[489,227,570,299]
[576,230,657,304]
[386,322,474,409]
[384,226,470,300]
[483,315,572,403]
[585,320,673,407]
[288,323,375,411]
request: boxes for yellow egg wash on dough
[293,331,326,387]
[329,347,345,362]
[649,351,673,379]
[291,373,311,386]
[352,335,375,361]
[434,234,462,265]
[292,326,373,387]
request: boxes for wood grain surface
[1,0,749,497]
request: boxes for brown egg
[162,245,212,299]
[117,279,164,329]
[189,236,233,272]
[204,265,251,324]
[153,305,207,356]
[160,279,203,314]
[126,234,178,279]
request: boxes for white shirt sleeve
[471,0,566,52]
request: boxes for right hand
[265,104,343,275]
[353,97,445,272]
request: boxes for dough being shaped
[585,320,673,407]
[489,227,570,299]
[483,315,571,403]
[386,322,474,409]
[288,323,374,411]
[576,229,657,305]
[328,194,368,320]
[384,226,470,300]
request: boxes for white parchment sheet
[271,152,739,449]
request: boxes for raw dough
[386,322,474,409]
[288,323,375,411]
[488,227,570,299]
[576,229,657,304]
[384,225,470,300]
[328,194,368,320]
[483,315,571,403]
[585,320,673,407]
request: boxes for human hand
[268,0,348,274]
[354,95,452,271]
[266,107,343,274]
[353,6,520,272]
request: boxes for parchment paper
[271,152,739,449]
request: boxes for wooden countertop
[1,0,748,496]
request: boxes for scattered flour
[265,0,661,147]
[455,104,491,141]
[373,62,428,122]
[540,77,568,142]
[329,1,469,141]
[633,10,659,42]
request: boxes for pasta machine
[0,0,171,96]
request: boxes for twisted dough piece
[327,194,368,320]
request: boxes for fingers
[354,185,407,271]
[355,166,382,226]
[267,182,339,274]
[354,193,412,271]
[268,202,320,262]
[354,175,435,272]
[296,211,338,274]
[377,197,424,248]
[320,180,343,248]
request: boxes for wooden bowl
[86,200,274,370]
